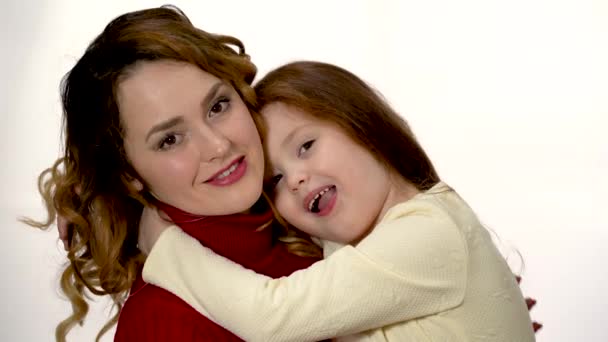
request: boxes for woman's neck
[157,201,276,266]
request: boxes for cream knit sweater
[143,182,535,341]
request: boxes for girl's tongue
[315,186,336,213]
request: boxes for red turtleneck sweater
[114,204,319,341]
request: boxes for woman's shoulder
[119,273,209,317]
[115,275,242,341]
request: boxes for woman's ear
[130,178,144,192]
[122,173,144,192]
[121,173,151,205]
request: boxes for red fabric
[114,203,319,341]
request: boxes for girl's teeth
[217,163,238,179]
[308,186,332,211]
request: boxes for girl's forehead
[261,103,320,127]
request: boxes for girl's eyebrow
[282,127,301,147]
[281,124,313,147]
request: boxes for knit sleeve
[114,283,242,341]
[142,201,467,342]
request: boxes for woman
[25,6,319,342]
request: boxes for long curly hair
[22,6,295,341]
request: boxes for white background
[2,0,606,341]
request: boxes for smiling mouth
[307,185,337,213]
[215,162,239,180]
[204,156,245,184]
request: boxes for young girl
[138,61,536,341]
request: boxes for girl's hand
[138,206,173,255]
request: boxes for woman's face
[119,60,264,215]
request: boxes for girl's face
[119,60,265,215]
[262,102,416,244]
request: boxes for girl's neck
[350,173,420,247]
[376,174,421,225]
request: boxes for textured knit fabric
[114,204,319,341]
[143,182,535,341]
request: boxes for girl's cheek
[275,196,292,218]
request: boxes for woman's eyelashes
[157,132,184,151]
[153,96,231,151]
[208,96,230,118]
[298,139,315,156]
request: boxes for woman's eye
[209,98,230,117]
[157,134,181,151]
[298,140,315,156]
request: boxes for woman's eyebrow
[200,81,224,109]
[145,117,184,142]
[144,81,225,142]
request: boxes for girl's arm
[142,203,467,342]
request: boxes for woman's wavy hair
[23,6,315,341]
[254,61,440,192]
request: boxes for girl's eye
[266,174,283,189]
[298,140,315,156]
[157,134,182,151]
[209,97,230,117]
